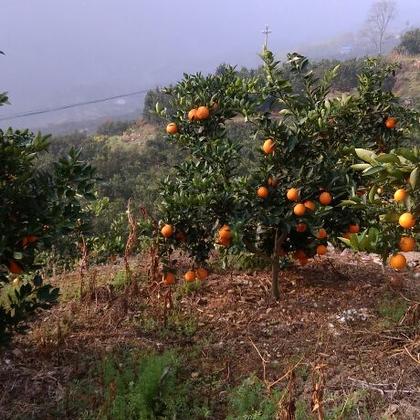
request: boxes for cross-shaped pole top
[262,24,272,49]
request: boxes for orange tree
[0,124,96,338]
[341,146,419,269]
[157,50,417,297]
[157,67,258,282]
[237,51,417,298]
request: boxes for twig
[268,356,304,390]
[404,345,420,365]
[248,337,268,383]
[348,377,419,395]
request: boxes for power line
[0,88,152,122]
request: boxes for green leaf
[351,163,371,171]
[338,237,351,247]
[376,154,400,164]
[362,166,384,176]
[409,167,419,189]
[355,148,377,163]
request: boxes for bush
[0,128,95,338]
[99,351,192,419]
[227,376,278,420]
[97,120,135,136]
[395,28,420,55]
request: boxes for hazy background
[0,0,419,131]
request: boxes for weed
[325,390,369,420]
[213,252,270,272]
[295,399,311,420]
[377,293,409,325]
[137,306,198,339]
[111,270,129,291]
[226,375,279,420]
[174,280,202,300]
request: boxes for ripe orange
[22,235,39,248]
[398,236,416,252]
[293,203,306,217]
[287,188,300,202]
[196,106,210,120]
[294,249,306,260]
[299,256,309,266]
[294,250,309,265]
[385,117,397,129]
[316,244,328,255]
[163,272,176,285]
[218,236,231,247]
[196,267,209,280]
[219,225,232,240]
[257,186,269,199]
[8,260,23,274]
[303,200,315,211]
[399,212,416,229]
[319,192,332,206]
[262,139,275,154]
[317,228,328,239]
[394,189,407,202]
[184,270,196,282]
[166,123,178,135]
[188,108,198,121]
[296,223,307,233]
[268,176,279,188]
[348,224,360,234]
[388,254,406,270]
[161,224,174,238]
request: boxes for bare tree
[362,0,397,55]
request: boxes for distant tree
[97,119,134,136]
[215,63,231,76]
[362,0,397,55]
[395,28,420,55]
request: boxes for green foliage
[395,28,420,55]
[143,88,174,125]
[158,66,258,263]
[97,120,135,136]
[157,49,418,294]
[0,274,59,340]
[324,390,369,420]
[0,128,95,339]
[99,350,193,420]
[226,376,278,420]
[377,293,409,324]
[343,146,419,257]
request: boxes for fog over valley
[1,0,419,132]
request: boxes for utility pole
[262,24,272,50]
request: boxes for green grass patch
[377,293,408,325]
[226,375,280,420]
[63,348,211,419]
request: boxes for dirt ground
[0,251,419,419]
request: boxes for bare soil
[0,251,419,419]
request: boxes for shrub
[0,128,95,338]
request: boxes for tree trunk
[271,228,286,300]
[272,253,280,299]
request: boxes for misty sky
[1,0,419,128]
